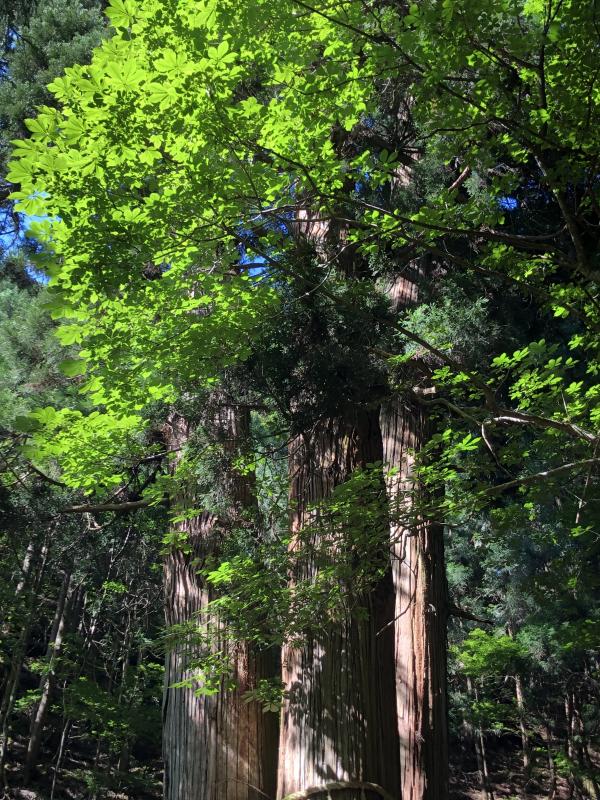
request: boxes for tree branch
[488,413,597,445]
[448,604,493,626]
[448,166,472,193]
[27,463,68,488]
[59,499,159,515]
[481,458,600,497]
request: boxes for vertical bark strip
[162,407,277,800]
[278,409,399,800]
[380,400,449,800]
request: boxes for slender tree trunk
[564,692,587,800]
[381,400,449,800]
[50,717,70,800]
[13,538,37,601]
[543,722,557,800]
[514,673,532,783]
[115,613,134,778]
[277,409,400,800]
[506,625,531,783]
[0,537,49,784]
[49,578,112,795]
[571,692,600,800]
[24,569,73,781]
[162,406,278,800]
[476,723,494,800]
[466,678,494,800]
[0,538,37,715]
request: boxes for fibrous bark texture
[380,400,449,800]
[278,409,399,800]
[162,408,277,800]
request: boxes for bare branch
[448,166,472,193]
[27,463,68,489]
[448,604,493,626]
[481,458,600,497]
[59,499,159,515]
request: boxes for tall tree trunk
[543,722,557,800]
[506,625,531,782]
[380,400,449,800]
[277,409,400,800]
[379,265,449,800]
[570,692,600,800]
[162,406,278,800]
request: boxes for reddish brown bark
[162,407,277,800]
[381,399,449,800]
[278,409,399,800]
[281,209,447,799]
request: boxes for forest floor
[450,743,575,800]
[1,737,585,800]
[2,733,162,800]
[451,770,572,800]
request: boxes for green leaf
[14,415,42,434]
[105,0,136,29]
[59,358,88,377]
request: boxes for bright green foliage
[8,0,373,410]
[455,629,526,678]
[19,406,145,490]
[0,0,106,242]
[7,0,598,511]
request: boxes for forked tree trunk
[380,400,449,800]
[162,407,278,800]
[278,409,400,800]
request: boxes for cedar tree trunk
[162,407,278,800]
[277,409,399,800]
[380,399,449,800]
